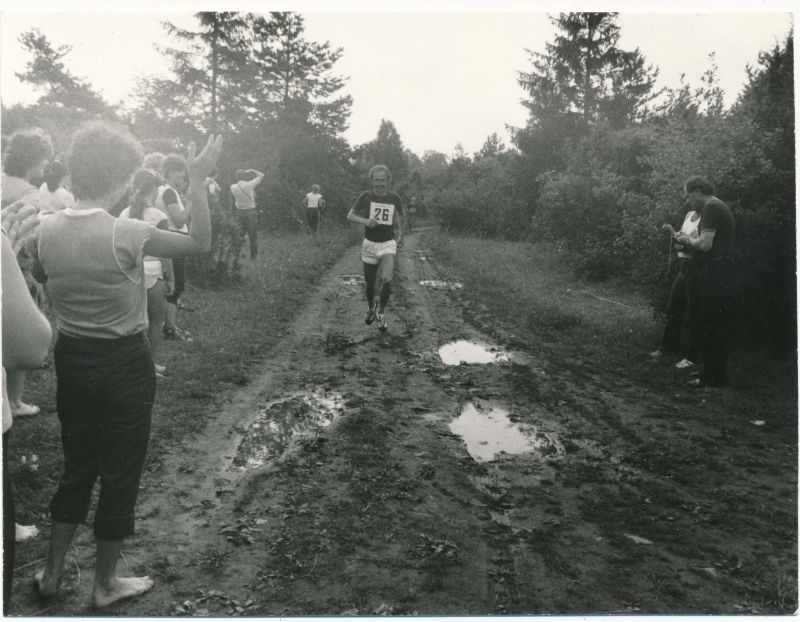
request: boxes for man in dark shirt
[347,164,404,332]
[674,175,736,387]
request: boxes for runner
[406,195,418,232]
[303,184,326,236]
[347,164,404,332]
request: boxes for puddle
[232,390,345,471]
[338,274,365,286]
[439,340,511,365]
[420,280,463,290]
[448,402,563,462]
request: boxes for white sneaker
[15,523,39,543]
[376,311,387,332]
[154,363,166,374]
[675,358,695,370]
[649,349,664,359]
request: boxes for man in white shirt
[230,168,264,259]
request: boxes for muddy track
[26,228,796,615]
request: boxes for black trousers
[660,258,701,361]
[306,208,320,234]
[697,259,733,385]
[3,431,14,614]
[166,257,187,305]
[50,332,155,540]
[237,210,258,258]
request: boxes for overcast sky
[0,2,794,155]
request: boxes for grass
[425,232,797,400]
[8,227,360,534]
[427,234,659,378]
[424,231,797,614]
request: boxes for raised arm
[248,169,265,187]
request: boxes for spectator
[38,160,75,215]
[119,169,175,378]
[142,152,166,175]
[32,121,221,607]
[2,202,52,614]
[650,206,702,369]
[230,168,264,259]
[1,127,53,419]
[673,176,736,388]
[205,167,221,211]
[156,154,192,341]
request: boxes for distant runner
[406,195,418,232]
[303,184,325,236]
[347,164,404,332]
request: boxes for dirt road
[25,229,797,615]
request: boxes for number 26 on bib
[369,202,395,225]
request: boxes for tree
[5,29,116,155]
[518,13,659,128]
[734,33,794,189]
[134,12,252,138]
[355,120,409,181]
[250,12,352,134]
[134,12,352,141]
[15,28,110,115]
[475,132,507,159]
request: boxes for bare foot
[92,576,154,608]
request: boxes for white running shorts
[361,239,397,265]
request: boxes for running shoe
[15,523,39,543]
[674,358,695,370]
[163,327,188,341]
[365,304,377,325]
[649,349,664,359]
[376,311,387,332]
[164,326,194,342]
[154,363,167,374]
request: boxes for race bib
[369,202,395,225]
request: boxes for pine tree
[355,120,409,182]
[16,28,109,115]
[476,132,506,159]
[518,13,659,128]
[134,12,252,139]
[250,12,352,134]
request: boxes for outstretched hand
[1,201,40,255]
[187,135,224,182]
